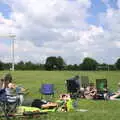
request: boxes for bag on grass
[66,99,74,111]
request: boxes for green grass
[0,70,120,120]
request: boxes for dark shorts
[31,99,47,108]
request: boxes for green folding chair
[96,79,108,100]
[96,79,107,93]
[80,76,89,88]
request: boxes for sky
[0,0,120,64]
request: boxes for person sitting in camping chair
[0,73,27,105]
[0,76,23,119]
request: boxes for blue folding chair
[40,84,54,99]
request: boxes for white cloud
[0,0,92,64]
[114,41,120,48]
[0,41,11,63]
[97,7,120,63]
[0,13,12,25]
[117,0,120,8]
[0,13,13,35]
[0,42,10,52]
[0,0,120,64]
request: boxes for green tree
[109,64,116,70]
[115,58,120,70]
[81,57,98,70]
[56,56,65,70]
[24,61,35,70]
[72,64,79,70]
[45,56,65,70]
[45,56,57,70]
[15,61,25,70]
[96,63,108,71]
[39,64,45,70]
[65,64,73,70]
[0,61,4,70]
[3,63,11,70]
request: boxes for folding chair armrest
[16,86,29,95]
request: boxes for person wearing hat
[0,73,13,89]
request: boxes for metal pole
[0,34,15,71]
[108,64,109,71]
[9,34,16,71]
[12,38,15,71]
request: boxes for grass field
[0,71,120,120]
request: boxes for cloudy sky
[0,0,120,64]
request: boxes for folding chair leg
[40,94,43,99]
[3,102,10,120]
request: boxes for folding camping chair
[40,84,54,100]
[0,89,20,120]
[79,76,89,98]
[66,76,80,98]
[80,76,89,88]
[96,79,108,100]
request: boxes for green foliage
[15,61,45,70]
[0,56,120,71]
[45,56,57,70]
[3,63,11,70]
[0,61,4,70]
[81,57,98,70]
[115,58,120,70]
[45,56,65,70]
[15,61,25,70]
[66,64,80,70]
[56,56,66,70]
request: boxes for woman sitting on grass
[31,94,72,112]
[84,83,97,100]
[110,82,120,100]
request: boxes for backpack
[66,99,74,111]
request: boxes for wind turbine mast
[10,34,16,71]
[0,34,16,71]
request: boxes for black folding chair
[0,89,20,120]
[66,76,80,98]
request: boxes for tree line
[0,56,120,71]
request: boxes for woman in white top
[110,82,120,100]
